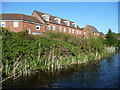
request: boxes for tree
[105,29,117,46]
[99,32,104,37]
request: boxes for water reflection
[3,52,119,88]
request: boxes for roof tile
[0,14,43,24]
[34,10,81,29]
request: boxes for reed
[1,29,116,82]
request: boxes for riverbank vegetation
[1,28,118,82]
[105,29,120,48]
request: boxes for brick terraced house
[82,25,100,38]
[0,10,103,38]
[32,10,82,36]
[0,14,44,34]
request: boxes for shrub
[2,28,111,79]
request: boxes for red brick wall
[82,28,94,38]
[5,21,23,32]
[32,12,46,32]
[3,21,45,34]
[45,22,83,37]
[102,34,106,38]
[83,25,100,38]
[32,12,83,37]
[23,22,45,34]
[32,12,45,24]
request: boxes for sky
[1,0,120,2]
[2,2,118,34]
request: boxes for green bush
[1,28,112,79]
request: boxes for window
[94,33,96,35]
[36,25,40,30]
[64,28,66,32]
[79,31,81,35]
[72,23,77,28]
[64,21,70,26]
[42,14,49,21]
[28,29,31,34]
[48,25,51,30]
[69,29,71,33]
[72,29,74,33]
[32,32,40,35]
[46,16,49,21]
[76,30,79,34]
[0,21,6,27]
[84,32,86,35]
[52,26,56,30]
[54,18,61,24]
[59,27,62,31]
[13,21,19,27]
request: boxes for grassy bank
[1,28,116,82]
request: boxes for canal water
[3,52,119,88]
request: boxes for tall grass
[1,29,116,82]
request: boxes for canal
[3,52,119,88]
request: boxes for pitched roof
[87,25,99,33]
[0,14,43,24]
[34,10,81,29]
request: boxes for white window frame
[28,29,31,34]
[1,21,6,27]
[69,28,71,33]
[72,29,74,33]
[54,18,61,24]
[72,23,77,28]
[48,25,51,30]
[36,25,40,30]
[59,27,62,31]
[79,31,81,35]
[32,32,40,35]
[64,28,66,32]
[46,16,49,21]
[76,30,79,34]
[84,32,86,35]
[52,26,56,30]
[42,14,49,21]
[13,21,19,27]
[64,21,70,26]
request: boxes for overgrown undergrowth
[1,28,116,82]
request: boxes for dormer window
[54,18,61,24]
[42,14,49,21]
[72,23,77,28]
[64,21,70,26]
